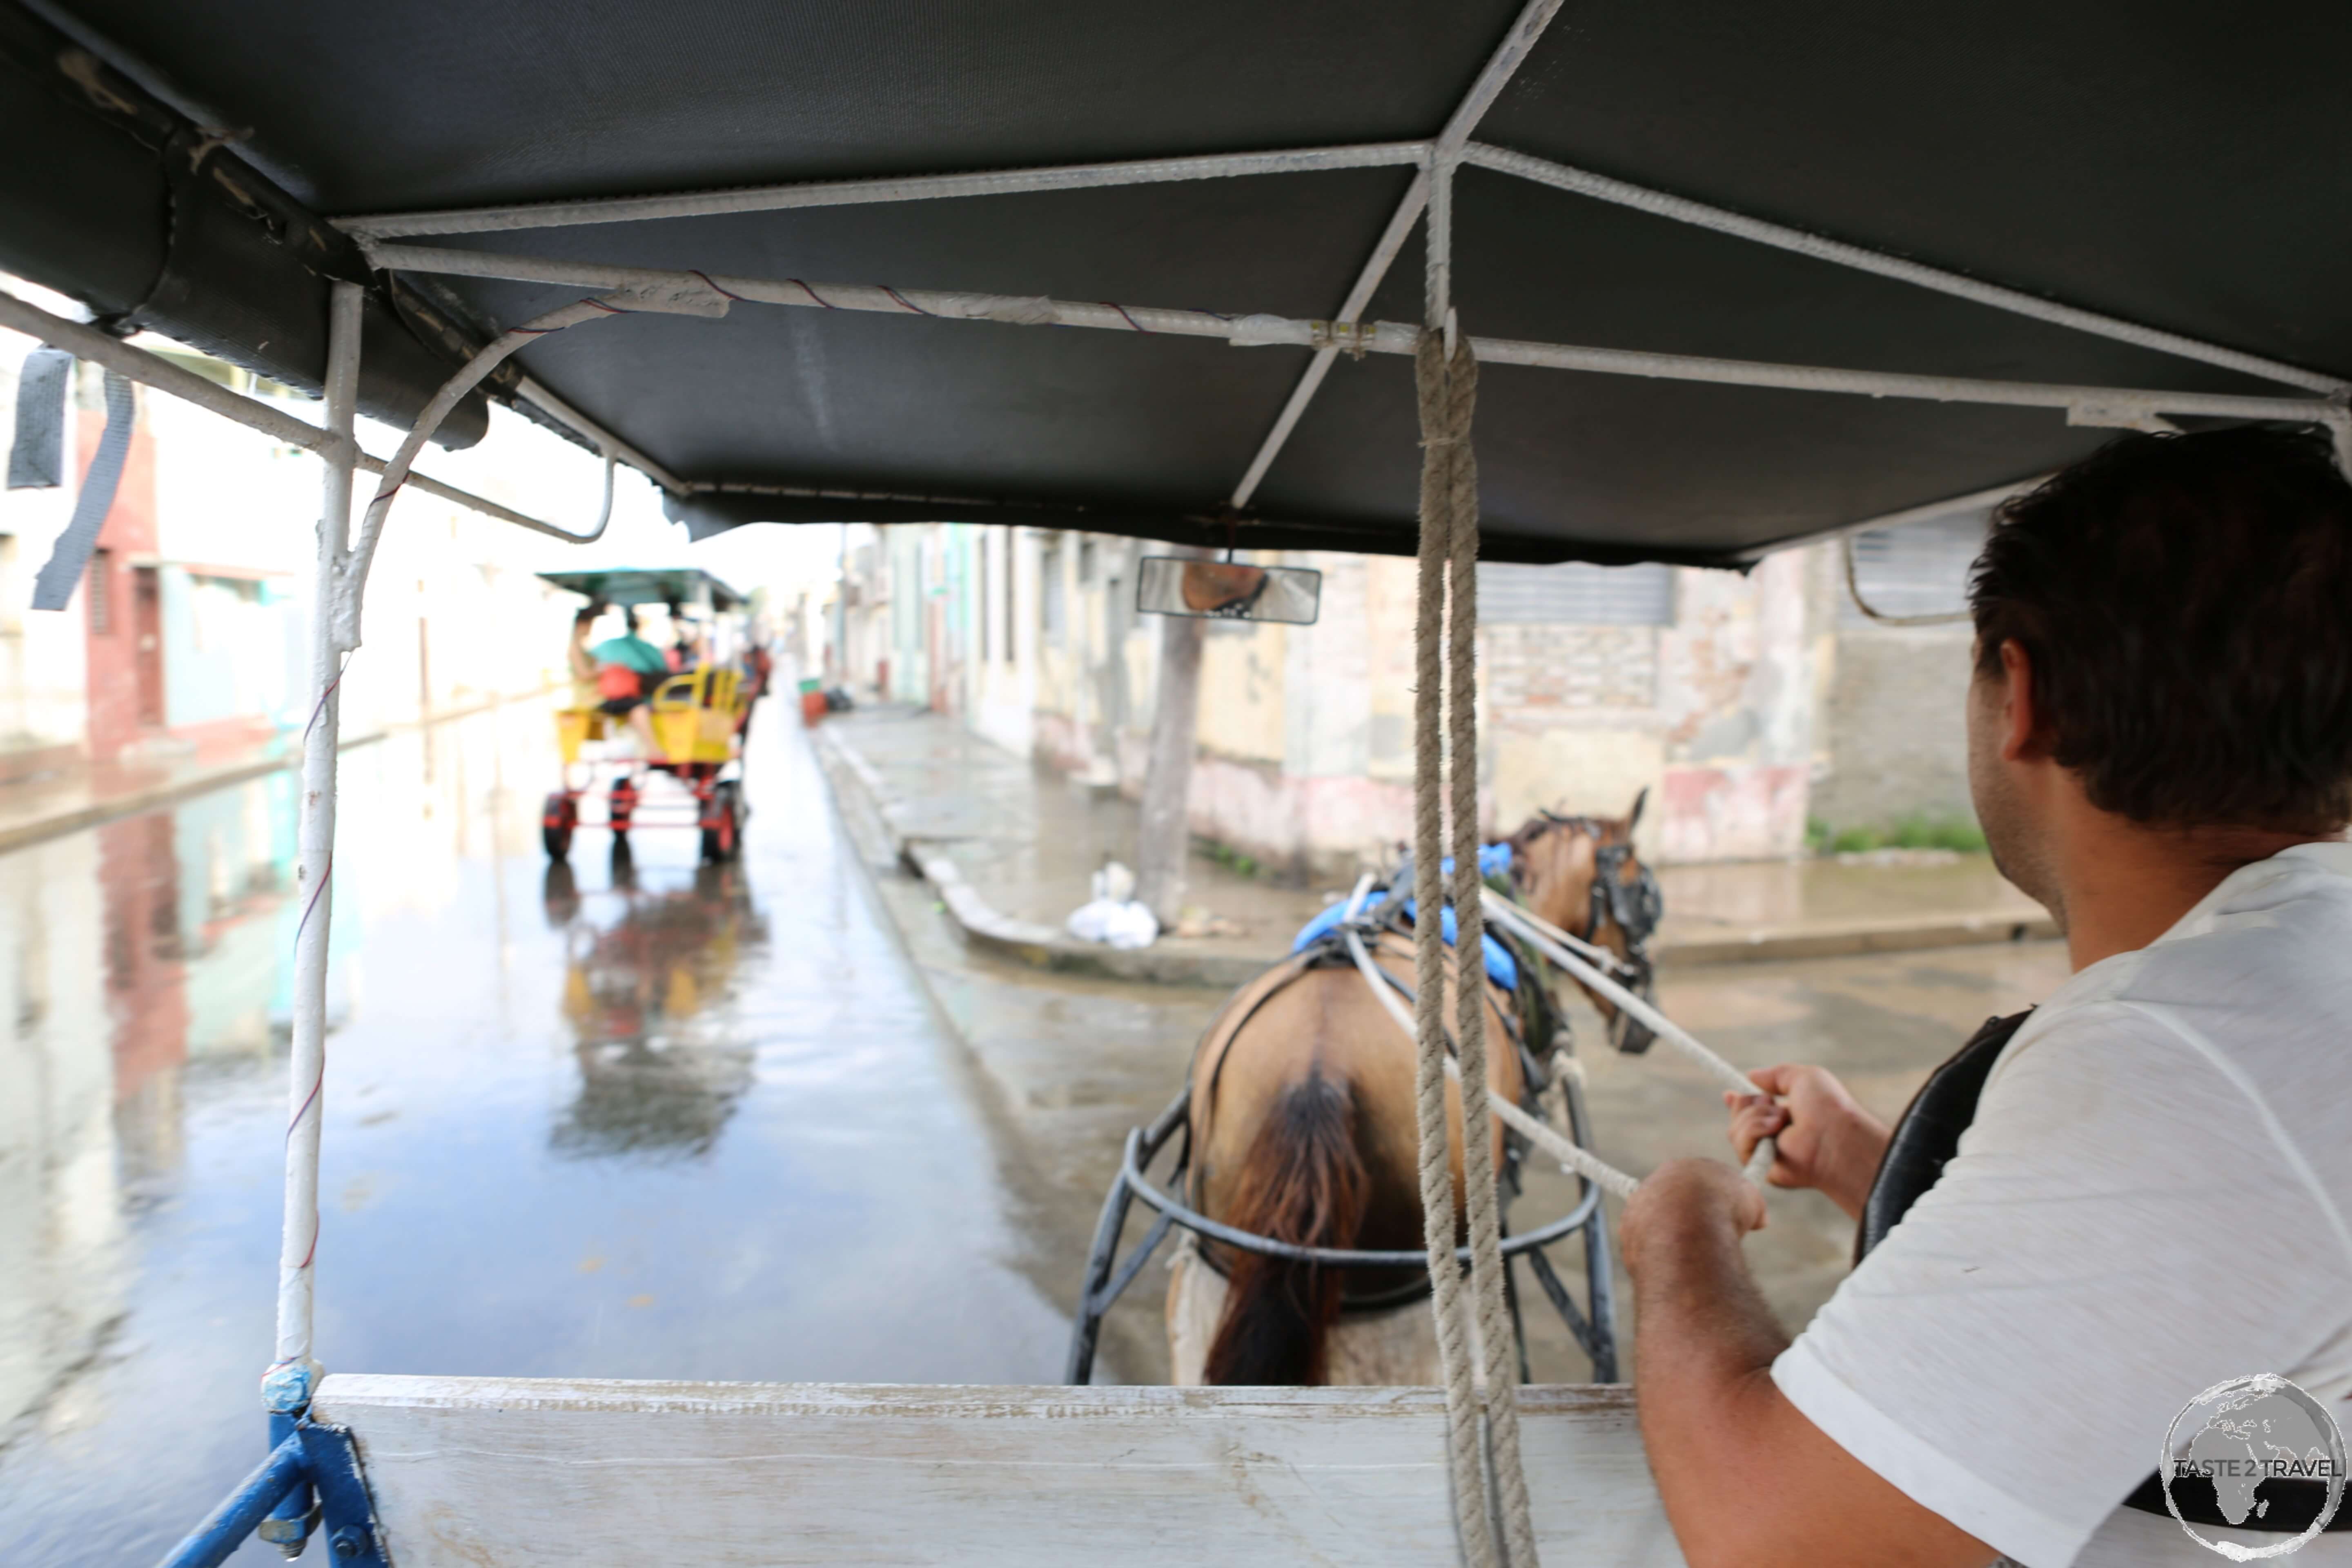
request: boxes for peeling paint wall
[864,525,1832,871]
[1649,550,1817,862]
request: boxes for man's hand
[1724,1064,1890,1221]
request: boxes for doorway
[132,566,164,727]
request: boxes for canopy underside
[5,0,2347,565]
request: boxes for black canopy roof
[5,0,2347,566]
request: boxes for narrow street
[0,700,1076,1564]
[0,697,2068,1566]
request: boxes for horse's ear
[1625,787,1648,833]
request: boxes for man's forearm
[1621,1165,1995,1568]
[1626,1174,1795,1566]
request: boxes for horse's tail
[1204,1071,1368,1385]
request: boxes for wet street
[0,702,1074,1564]
[0,696,2070,1565]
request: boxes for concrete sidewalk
[813,704,2053,987]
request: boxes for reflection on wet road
[0,702,1067,1566]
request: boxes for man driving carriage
[1622,428,2352,1566]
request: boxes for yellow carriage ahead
[538,568,764,865]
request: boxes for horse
[1166,791,1659,1385]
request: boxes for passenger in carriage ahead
[568,605,673,761]
[1619,427,2352,1568]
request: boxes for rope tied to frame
[1412,329,1540,1568]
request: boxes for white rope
[1482,893,1778,1187]
[364,243,2345,431]
[1345,929,1638,1200]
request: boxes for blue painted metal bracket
[154,1417,389,1568]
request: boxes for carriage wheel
[699,780,743,863]
[540,791,576,861]
[608,779,638,837]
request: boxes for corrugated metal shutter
[1478,561,1675,626]
[1841,507,1990,624]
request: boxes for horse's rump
[1200,1071,1368,1384]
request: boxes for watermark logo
[2159,1374,2345,1560]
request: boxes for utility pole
[1135,545,1208,926]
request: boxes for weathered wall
[1650,550,1817,862]
[1813,622,1978,832]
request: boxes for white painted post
[274,281,361,1385]
[1134,546,1207,927]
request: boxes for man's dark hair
[1971,425,2352,833]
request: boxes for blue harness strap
[1290,844,1519,990]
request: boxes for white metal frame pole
[1229,0,1563,510]
[271,281,361,1399]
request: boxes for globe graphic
[2161,1374,2347,1560]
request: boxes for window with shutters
[1840,506,1989,626]
[1477,561,1674,626]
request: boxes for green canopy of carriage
[537,568,746,613]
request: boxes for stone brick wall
[1812,623,1976,832]
[1482,624,1658,712]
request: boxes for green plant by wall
[1820,814,1987,856]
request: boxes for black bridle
[1515,813,1664,1054]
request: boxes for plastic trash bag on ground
[1067,860,1158,949]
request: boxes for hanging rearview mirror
[1136,556,1322,625]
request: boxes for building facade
[821,498,1987,873]
[2,285,583,781]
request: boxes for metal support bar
[1560,1065,1617,1381]
[1229,0,1560,508]
[0,289,607,539]
[365,247,2344,430]
[1121,1120,1603,1267]
[154,1434,308,1568]
[274,281,361,1385]
[1520,1241,1598,1366]
[1461,143,2348,396]
[512,372,688,493]
[334,141,1432,239]
[1228,171,1428,508]
[1064,1139,1143,1385]
[296,1419,391,1568]
[334,296,621,650]
[155,1420,388,1568]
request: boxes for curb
[811,719,2058,980]
[811,722,1268,989]
[1654,911,2057,967]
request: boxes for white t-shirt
[1773,842,2352,1567]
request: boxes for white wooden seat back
[312,1376,1685,1566]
